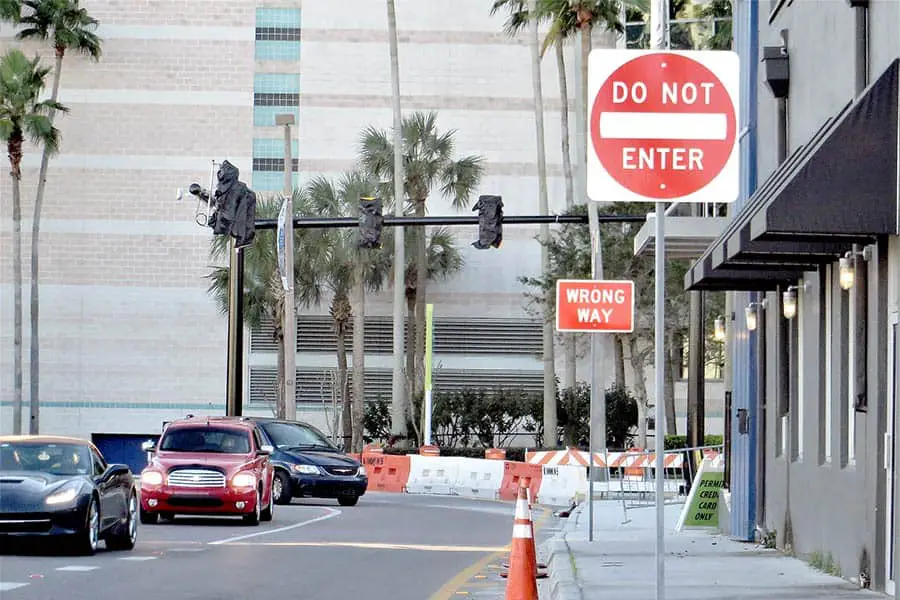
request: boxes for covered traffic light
[190,160,257,247]
[472,194,503,249]
[358,196,383,249]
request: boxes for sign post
[586,40,739,600]
[424,303,435,446]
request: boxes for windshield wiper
[285,443,335,452]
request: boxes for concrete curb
[541,502,587,600]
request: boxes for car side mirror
[141,440,156,453]
[258,445,274,455]
[101,464,130,481]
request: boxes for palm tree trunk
[614,334,626,388]
[10,138,24,435]
[27,51,64,434]
[351,266,366,452]
[336,324,351,451]
[405,293,420,445]
[275,327,285,419]
[413,202,427,407]
[628,336,649,448]
[529,0,557,447]
[665,331,678,435]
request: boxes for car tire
[260,483,274,522]
[242,490,261,526]
[338,496,359,507]
[73,496,100,556]
[139,506,158,525]
[107,492,138,551]
[272,470,292,505]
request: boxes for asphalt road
[0,493,559,600]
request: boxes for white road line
[207,508,341,545]
[0,582,29,592]
[117,556,157,561]
[55,566,99,572]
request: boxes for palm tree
[206,194,322,419]
[17,0,101,433]
[0,48,65,435]
[358,111,484,420]
[299,174,393,450]
[400,227,464,444]
[0,0,21,21]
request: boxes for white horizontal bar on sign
[598,112,728,141]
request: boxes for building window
[821,266,832,464]
[252,138,299,192]
[256,8,301,61]
[253,73,300,127]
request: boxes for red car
[138,416,275,526]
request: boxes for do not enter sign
[587,49,739,204]
[555,280,635,333]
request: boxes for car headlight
[231,472,256,488]
[292,464,320,475]
[141,470,164,486]
[45,485,78,506]
[357,466,366,476]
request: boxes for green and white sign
[675,457,725,531]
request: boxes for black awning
[685,254,800,292]
[685,58,899,292]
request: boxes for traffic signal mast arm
[252,213,646,231]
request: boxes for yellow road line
[219,541,510,553]
[428,548,508,600]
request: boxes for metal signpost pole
[276,113,297,422]
[650,2,668,599]
[424,303,434,445]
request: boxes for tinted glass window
[159,427,251,454]
[260,422,335,450]
[91,448,107,476]
[0,442,92,476]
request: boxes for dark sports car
[0,435,139,555]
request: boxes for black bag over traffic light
[358,196,383,249]
[472,194,503,249]
[209,160,257,247]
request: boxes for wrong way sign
[587,49,739,204]
[555,279,635,333]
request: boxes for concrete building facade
[687,0,899,593]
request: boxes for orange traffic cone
[503,480,539,600]
[502,477,547,576]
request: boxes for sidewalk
[542,500,889,600]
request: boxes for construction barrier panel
[534,464,587,507]
[406,455,461,495]
[451,457,505,500]
[362,452,411,493]
[485,448,506,460]
[499,461,542,502]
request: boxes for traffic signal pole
[225,243,244,417]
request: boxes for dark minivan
[252,418,367,507]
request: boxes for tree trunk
[350,267,366,452]
[614,335,626,388]
[628,337,649,448]
[665,331,678,436]
[529,0,557,448]
[386,0,407,442]
[27,52,64,435]
[10,137,23,435]
[413,201,427,406]
[405,293,420,445]
[556,41,574,210]
[336,323,351,450]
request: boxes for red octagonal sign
[587,50,739,204]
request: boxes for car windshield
[0,442,92,476]
[159,427,251,454]
[261,422,336,451]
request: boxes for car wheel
[74,497,100,555]
[139,506,158,525]
[273,471,292,505]
[337,495,359,507]
[260,482,274,522]
[242,490,261,526]
[107,492,138,551]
